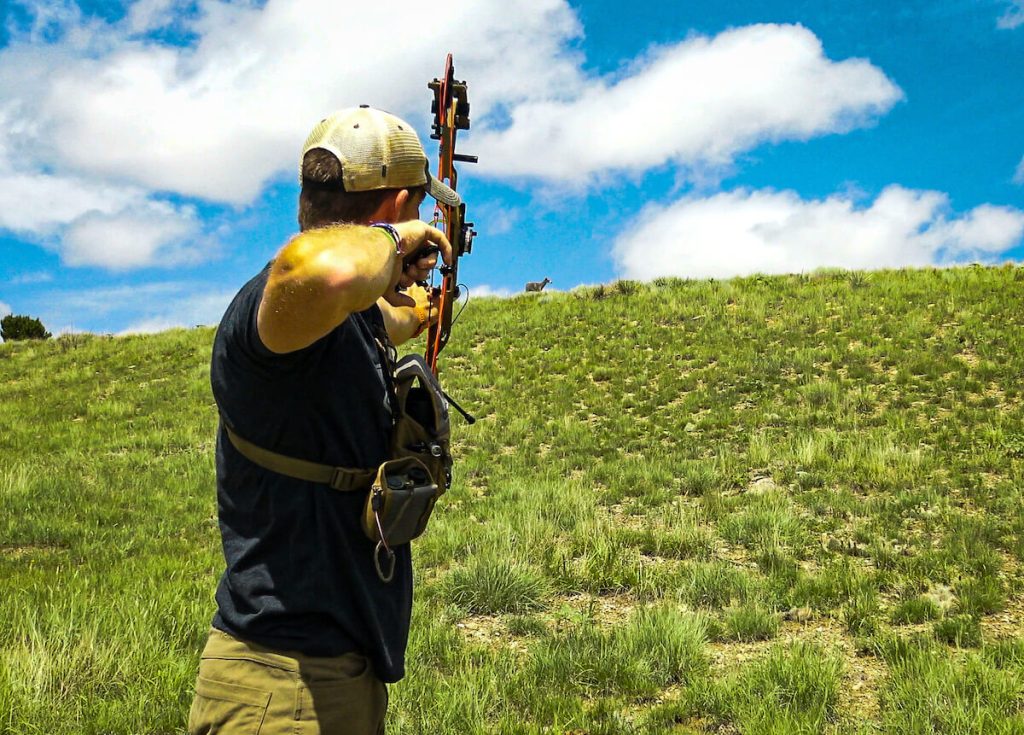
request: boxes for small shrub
[891,596,942,625]
[1,314,52,341]
[507,614,547,637]
[720,491,806,552]
[954,576,1005,617]
[754,543,799,578]
[720,603,779,642]
[528,606,709,698]
[55,332,91,352]
[612,279,639,296]
[849,271,870,289]
[678,460,724,495]
[880,641,1023,733]
[679,562,750,609]
[933,615,982,648]
[444,557,548,614]
[800,379,840,408]
[843,590,881,636]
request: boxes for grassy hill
[2,265,1023,734]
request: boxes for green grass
[3,265,1024,733]
[877,637,1024,733]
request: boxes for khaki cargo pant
[188,628,388,735]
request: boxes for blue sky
[1,0,1023,337]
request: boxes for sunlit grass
[3,265,1024,732]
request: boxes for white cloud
[125,0,189,34]
[613,186,1024,280]
[35,281,234,335]
[0,169,145,234]
[0,0,584,205]
[4,0,84,43]
[1014,156,1024,184]
[0,96,209,271]
[0,4,897,207]
[474,205,521,237]
[998,0,1024,29]
[472,24,902,183]
[62,203,204,270]
[8,271,53,285]
[119,288,235,333]
[0,166,206,270]
[469,284,515,299]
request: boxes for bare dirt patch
[0,543,68,560]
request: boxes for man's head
[298,106,459,231]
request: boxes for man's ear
[367,189,407,223]
[394,188,410,214]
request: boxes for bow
[425,54,477,388]
[422,54,477,424]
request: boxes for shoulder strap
[223,424,376,492]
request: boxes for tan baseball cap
[299,106,460,207]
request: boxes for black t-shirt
[208,263,412,683]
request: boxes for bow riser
[425,54,476,376]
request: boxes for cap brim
[427,174,461,207]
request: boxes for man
[188,106,455,734]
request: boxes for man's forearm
[278,225,399,312]
[258,225,400,354]
[377,298,424,346]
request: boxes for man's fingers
[403,264,431,282]
[396,221,452,265]
[425,225,453,265]
[415,253,439,270]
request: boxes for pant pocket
[299,671,386,735]
[188,676,272,735]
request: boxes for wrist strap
[412,304,430,337]
[370,222,402,256]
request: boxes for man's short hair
[298,149,405,230]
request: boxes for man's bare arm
[257,222,451,354]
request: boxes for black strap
[223,424,375,492]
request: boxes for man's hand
[379,284,440,344]
[393,221,452,289]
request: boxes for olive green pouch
[362,456,440,581]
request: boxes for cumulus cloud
[0,166,205,269]
[62,203,203,270]
[0,169,145,235]
[0,300,11,317]
[998,0,1024,29]
[125,0,190,35]
[472,24,902,183]
[0,95,208,270]
[0,0,584,204]
[613,186,1024,280]
[0,2,897,208]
